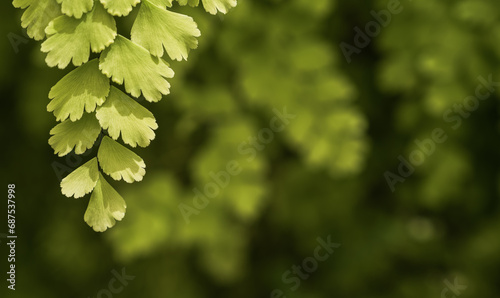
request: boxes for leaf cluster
[13,0,237,231]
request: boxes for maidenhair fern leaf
[61,158,99,198]
[49,112,101,156]
[202,0,236,14]
[148,0,173,7]
[12,0,62,40]
[176,0,199,7]
[13,0,237,231]
[56,0,94,19]
[47,59,110,122]
[41,1,117,68]
[99,0,140,17]
[99,35,174,102]
[84,173,126,232]
[96,87,158,148]
[177,0,236,14]
[132,0,200,60]
[98,136,146,183]
[202,0,237,15]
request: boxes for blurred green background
[1,0,500,297]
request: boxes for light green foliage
[219,0,368,176]
[84,173,127,232]
[41,2,117,68]
[9,0,500,296]
[176,0,237,14]
[99,0,140,16]
[96,87,158,148]
[97,136,146,183]
[12,0,62,40]
[376,0,495,215]
[190,118,268,222]
[56,0,94,19]
[105,173,182,260]
[201,0,237,15]
[99,35,174,102]
[49,112,101,156]
[13,0,237,231]
[176,0,200,7]
[99,0,368,284]
[377,0,492,113]
[47,59,110,121]
[60,158,99,198]
[131,0,200,60]
[149,0,174,7]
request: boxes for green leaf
[49,113,101,156]
[202,0,236,14]
[176,0,199,7]
[48,59,110,121]
[131,0,200,60]
[41,2,117,68]
[176,0,236,14]
[12,0,62,40]
[56,0,94,18]
[96,87,158,148]
[148,0,173,7]
[99,35,174,102]
[84,173,126,232]
[98,136,146,183]
[60,158,99,198]
[99,0,140,16]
